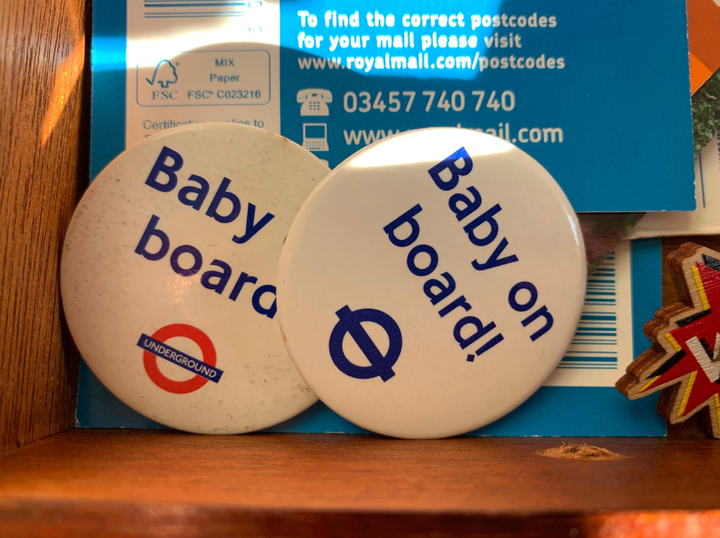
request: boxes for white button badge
[278,128,586,439]
[61,123,328,433]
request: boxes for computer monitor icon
[302,123,329,152]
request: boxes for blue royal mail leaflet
[92,0,693,212]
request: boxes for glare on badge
[277,127,587,439]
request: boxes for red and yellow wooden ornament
[618,243,720,438]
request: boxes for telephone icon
[297,89,333,116]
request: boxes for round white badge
[61,123,328,433]
[278,128,586,439]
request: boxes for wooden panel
[0,0,87,454]
[2,430,720,537]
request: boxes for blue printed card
[94,0,693,211]
[82,0,684,435]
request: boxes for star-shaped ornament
[617,243,720,438]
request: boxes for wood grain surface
[1,429,720,537]
[3,503,720,538]
[0,0,87,454]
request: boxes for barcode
[557,253,618,370]
[144,0,262,19]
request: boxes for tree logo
[146,60,178,89]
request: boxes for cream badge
[277,128,587,439]
[61,123,329,434]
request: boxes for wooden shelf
[2,2,720,537]
[1,429,720,537]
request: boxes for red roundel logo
[139,324,221,394]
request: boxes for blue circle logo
[328,305,402,382]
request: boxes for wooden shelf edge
[4,498,720,538]
[2,429,720,537]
